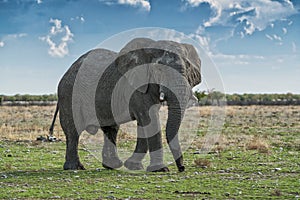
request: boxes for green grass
[0,106,300,199]
[0,140,299,199]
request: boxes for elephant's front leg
[146,130,169,172]
[124,134,148,170]
[125,107,169,172]
[101,125,123,169]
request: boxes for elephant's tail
[49,101,59,136]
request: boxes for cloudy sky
[0,0,299,94]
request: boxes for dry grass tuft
[117,129,136,140]
[295,139,300,151]
[246,136,270,153]
[194,158,211,168]
[213,134,228,152]
[4,163,13,170]
[1,104,299,159]
[212,145,225,153]
[0,106,61,141]
[271,189,282,196]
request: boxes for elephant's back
[58,51,90,96]
[58,49,117,95]
[58,48,118,131]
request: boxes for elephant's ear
[115,49,147,93]
[182,43,201,87]
[115,51,164,93]
[116,38,156,93]
[122,63,151,94]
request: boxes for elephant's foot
[175,157,185,172]
[63,160,85,170]
[177,165,185,172]
[146,164,169,172]
[102,157,123,170]
[124,159,144,170]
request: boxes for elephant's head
[118,38,201,106]
[115,38,201,171]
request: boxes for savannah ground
[0,105,299,199]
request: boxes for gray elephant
[49,38,201,172]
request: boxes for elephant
[49,38,201,172]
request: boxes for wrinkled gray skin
[49,38,201,172]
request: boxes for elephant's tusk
[159,92,165,101]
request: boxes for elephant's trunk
[165,85,189,172]
[166,107,184,172]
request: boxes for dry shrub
[246,136,270,153]
[194,158,211,168]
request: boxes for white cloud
[212,53,265,67]
[265,34,273,40]
[265,34,283,45]
[49,18,63,35]
[37,0,42,4]
[185,0,222,27]
[8,33,27,39]
[277,58,284,63]
[292,42,297,53]
[273,34,282,41]
[71,16,85,23]
[0,33,27,48]
[184,0,297,36]
[39,18,74,58]
[282,27,287,34]
[183,0,298,57]
[189,33,211,54]
[80,16,85,23]
[118,0,150,11]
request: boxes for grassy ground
[0,105,299,199]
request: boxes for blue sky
[0,0,299,95]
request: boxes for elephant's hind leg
[60,112,85,170]
[101,125,123,169]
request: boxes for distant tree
[22,94,31,101]
[194,91,206,100]
[210,91,226,105]
[198,89,225,106]
[194,91,209,105]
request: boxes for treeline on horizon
[1,92,300,106]
[194,91,300,106]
